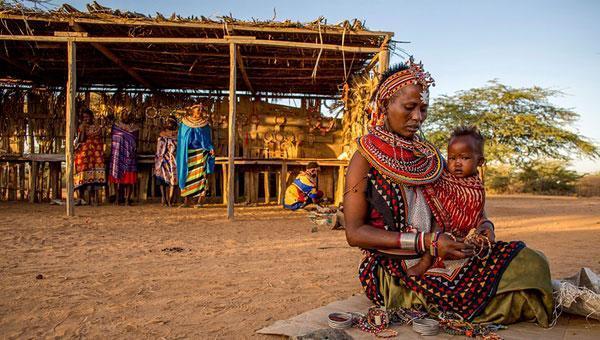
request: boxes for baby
[406,126,486,276]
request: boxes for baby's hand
[406,256,434,277]
[476,222,495,242]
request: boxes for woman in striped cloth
[176,103,215,208]
[154,117,178,207]
[108,110,139,206]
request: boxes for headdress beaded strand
[370,57,436,127]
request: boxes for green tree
[424,81,599,167]
[517,160,582,194]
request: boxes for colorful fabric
[284,173,323,210]
[108,124,138,184]
[176,119,215,190]
[74,125,106,189]
[154,135,177,186]
[422,170,485,237]
[357,125,443,186]
[358,167,526,321]
[180,148,209,198]
[378,247,554,327]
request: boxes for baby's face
[447,136,482,178]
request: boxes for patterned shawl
[109,124,138,180]
[422,170,485,237]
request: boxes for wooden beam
[130,67,347,80]
[65,39,76,216]
[227,43,237,219]
[0,35,382,53]
[363,53,380,73]
[235,46,254,94]
[0,14,394,38]
[71,23,153,89]
[110,48,369,61]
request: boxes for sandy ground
[0,195,599,339]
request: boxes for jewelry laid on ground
[327,312,353,329]
[329,306,506,339]
[412,318,440,336]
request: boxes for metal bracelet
[399,232,417,251]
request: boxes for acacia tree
[423,81,599,167]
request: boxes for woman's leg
[125,184,132,205]
[168,186,175,206]
[159,185,166,206]
[113,183,120,206]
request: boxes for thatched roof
[0,2,393,96]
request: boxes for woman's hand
[435,233,474,260]
[476,221,495,242]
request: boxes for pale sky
[58,0,600,173]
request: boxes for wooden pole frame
[227,43,237,219]
[0,35,382,54]
[0,30,392,217]
[65,39,77,216]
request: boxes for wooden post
[280,160,287,205]
[227,43,237,219]
[221,164,228,205]
[244,171,251,203]
[29,161,37,203]
[335,165,345,205]
[18,163,25,200]
[263,171,270,204]
[8,164,16,201]
[65,39,77,216]
[378,47,390,78]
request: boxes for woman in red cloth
[74,109,106,206]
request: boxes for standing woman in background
[108,110,139,206]
[176,103,215,208]
[74,108,106,205]
[155,117,178,207]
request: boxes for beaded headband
[371,57,435,126]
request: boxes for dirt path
[0,195,599,338]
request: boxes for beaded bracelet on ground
[387,307,428,325]
[437,311,506,339]
[353,307,398,338]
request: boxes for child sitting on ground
[406,126,487,276]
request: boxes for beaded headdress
[370,57,435,126]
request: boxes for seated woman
[284,161,324,210]
[343,59,553,326]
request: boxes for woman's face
[82,112,93,124]
[167,119,178,130]
[385,84,428,139]
[121,111,132,123]
[191,105,203,119]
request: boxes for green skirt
[378,247,554,327]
